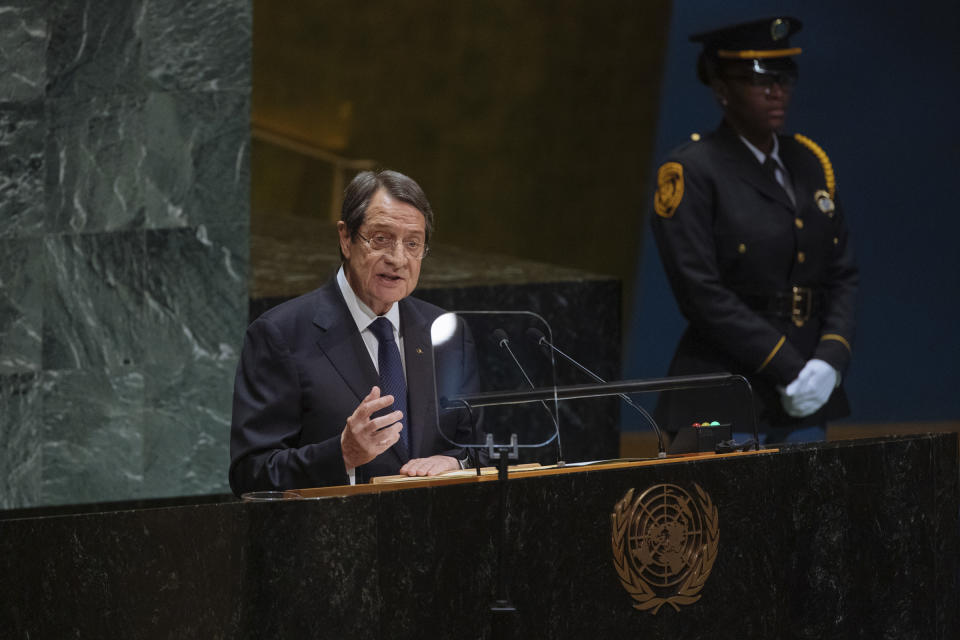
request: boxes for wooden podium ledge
[286,449,779,500]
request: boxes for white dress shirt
[336,266,406,484]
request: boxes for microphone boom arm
[441,373,758,450]
[531,331,668,457]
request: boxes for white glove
[779,359,838,418]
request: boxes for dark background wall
[627,0,960,428]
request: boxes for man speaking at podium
[229,170,477,495]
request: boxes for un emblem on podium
[611,483,719,614]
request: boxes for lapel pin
[814,189,835,217]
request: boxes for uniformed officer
[650,17,858,444]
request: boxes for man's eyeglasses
[356,232,429,259]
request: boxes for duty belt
[740,287,826,327]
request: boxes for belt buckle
[791,286,812,327]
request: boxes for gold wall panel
[252,0,671,289]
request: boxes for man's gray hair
[340,170,434,248]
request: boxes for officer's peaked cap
[690,17,803,61]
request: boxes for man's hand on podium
[399,455,460,477]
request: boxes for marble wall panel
[0,238,43,373]
[143,91,250,228]
[142,224,247,363]
[142,0,251,93]
[39,368,145,504]
[41,230,145,370]
[140,223,247,496]
[0,0,251,509]
[0,3,47,103]
[45,95,149,233]
[44,0,145,99]
[0,372,42,509]
[141,356,233,497]
[45,89,250,232]
[0,105,45,237]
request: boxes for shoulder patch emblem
[654,162,684,218]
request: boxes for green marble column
[0,0,251,508]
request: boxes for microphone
[492,328,564,466]
[526,328,667,458]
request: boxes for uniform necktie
[762,156,796,205]
[368,317,410,462]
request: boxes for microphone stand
[494,329,564,465]
[486,432,519,636]
[528,329,666,457]
[487,330,542,637]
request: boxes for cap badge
[770,18,790,41]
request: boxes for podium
[1,433,957,638]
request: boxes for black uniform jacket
[651,121,858,431]
[229,278,478,494]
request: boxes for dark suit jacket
[229,278,478,495]
[651,121,858,431]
